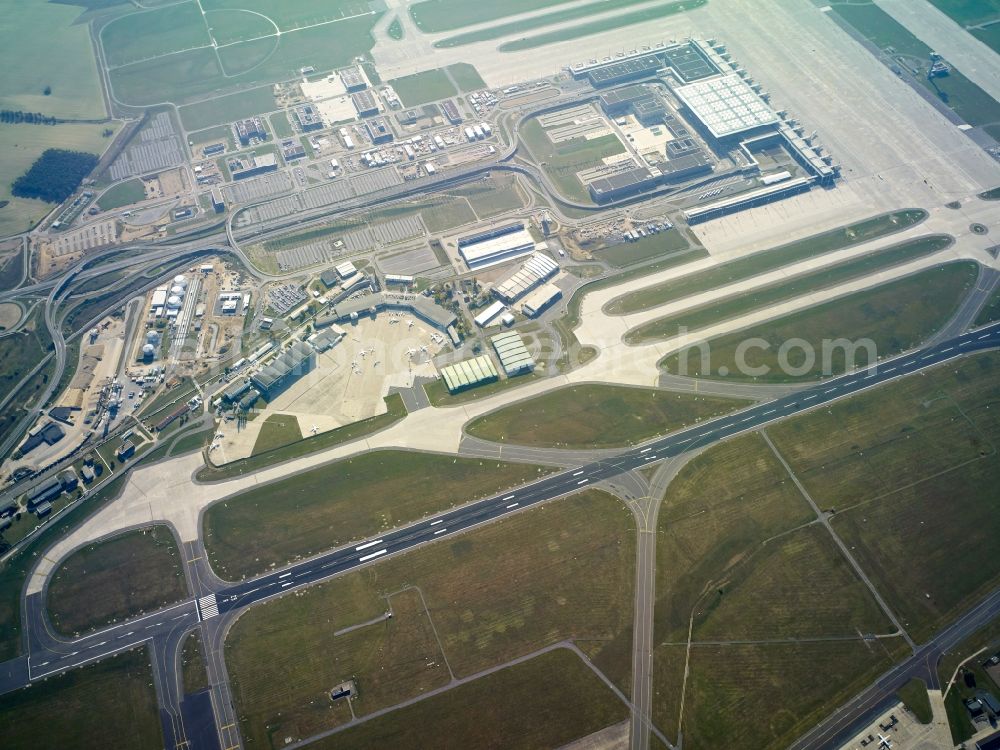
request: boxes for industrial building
[599,85,650,115]
[633,96,668,126]
[458,222,536,270]
[19,422,66,455]
[280,139,306,161]
[309,326,345,352]
[221,379,252,404]
[520,283,562,317]
[672,74,778,140]
[365,117,393,144]
[292,103,323,132]
[491,331,535,376]
[474,300,506,328]
[442,100,462,124]
[234,117,267,146]
[492,253,559,303]
[352,90,380,118]
[251,341,316,400]
[210,187,225,213]
[439,355,499,394]
[340,66,367,92]
[683,176,813,223]
[588,165,662,203]
[231,152,278,181]
[587,54,663,87]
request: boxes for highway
[7,320,999,697]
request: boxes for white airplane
[877,734,892,749]
[407,320,414,328]
[310,424,318,435]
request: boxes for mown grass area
[387,68,457,108]
[451,175,525,219]
[520,118,626,204]
[102,2,211,67]
[606,209,928,315]
[465,384,750,448]
[420,195,476,232]
[410,0,579,32]
[938,617,1000,689]
[974,285,1000,326]
[928,0,1000,27]
[226,489,634,746]
[181,630,209,695]
[0,1,106,119]
[178,86,276,131]
[250,413,302,456]
[97,179,146,210]
[387,16,404,40]
[435,0,660,47]
[447,63,486,93]
[624,234,952,344]
[47,525,188,636]
[423,372,540,407]
[203,450,553,579]
[770,351,1000,641]
[670,638,907,750]
[0,647,163,749]
[312,650,627,750]
[831,3,1000,127]
[660,261,978,382]
[499,0,707,52]
[897,678,933,724]
[168,427,215,457]
[594,230,691,269]
[196,393,407,481]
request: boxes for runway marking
[824,388,837,394]
[506,502,519,509]
[980,334,991,339]
[763,410,775,415]
[577,478,589,484]
[502,495,515,501]
[941,347,953,353]
[280,582,292,588]
[572,470,584,476]
[884,367,896,373]
[433,528,447,535]
[278,572,292,579]
[804,395,817,401]
[359,549,387,562]
[430,519,443,525]
[355,539,383,551]
[676,437,691,444]
[961,340,973,346]
[197,594,219,621]
[640,448,651,453]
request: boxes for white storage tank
[166,295,182,309]
[146,330,160,345]
[173,274,187,288]
[141,343,156,361]
[170,285,185,297]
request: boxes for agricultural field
[499,0,707,52]
[46,525,188,636]
[770,351,1000,641]
[202,450,553,579]
[0,2,106,120]
[520,118,626,204]
[0,647,163,750]
[310,650,628,750]
[660,261,978,382]
[0,122,119,237]
[178,86,277,131]
[226,490,634,746]
[465,384,750,448]
[605,209,928,315]
[624,234,953,344]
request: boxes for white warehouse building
[458,222,536,271]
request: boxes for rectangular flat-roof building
[588,54,663,87]
[231,152,278,181]
[520,283,562,318]
[340,65,367,92]
[492,253,559,303]
[442,100,462,124]
[352,90,379,118]
[365,117,393,144]
[292,103,323,132]
[459,224,536,270]
[599,84,650,115]
[588,166,661,203]
[491,331,535,376]
[234,116,267,145]
[439,355,499,393]
[673,74,778,140]
[473,300,506,328]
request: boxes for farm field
[0,647,163,750]
[225,489,634,745]
[0,2,106,120]
[202,449,553,579]
[770,351,1000,641]
[0,122,119,237]
[660,261,979,381]
[606,209,928,315]
[46,526,188,636]
[520,118,626,204]
[310,650,628,750]
[465,384,750,448]
[624,234,953,344]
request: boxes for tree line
[0,110,59,125]
[11,149,99,204]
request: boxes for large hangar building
[458,222,536,270]
[251,341,316,400]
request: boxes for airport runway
[7,320,999,695]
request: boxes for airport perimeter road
[6,321,999,696]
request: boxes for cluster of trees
[0,110,59,125]
[11,149,99,204]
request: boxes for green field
[203,450,552,579]
[769,351,1000,641]
[410,0,583,32]
[46,525,188,636]
[97,179,146,210]
[928,0,1000,26]
[624,234,953,344]
[499,0,708,52]
[421,195,477,232]
[435,0,665,47]
[832,3,1000,128]
[196,394,407,481]
[975,284,1000,326]
[595,229,691,268]
[606,209,928,315]
[311,650,628,750]
[268,112,293,139]
[178,86,276,131]
[251,413,302,455]
[465,384,750,448]
[226,489,634,746]
[0,2,107,120]
[450,175,525,219]
[897,678,933,724]
[447,63,486,93]
[0,647,163,749]
[102,2,213,68]
[660,261,978,382]
[520,118,626,203]
[387,68,457,107]
[0,122,119,237]
[387,16,404,40]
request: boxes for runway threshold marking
[433,528,447,535]
[359,549,387,562]
[430,519,444,525]
[355,539,383,551]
